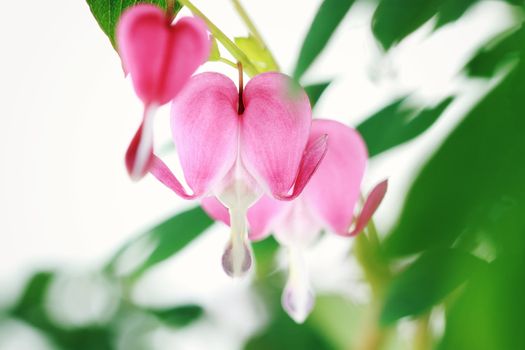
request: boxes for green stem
[414,313,432,350]
[353,200,392,350]
[218,57,238,69]
[177,0,259,77]
[230,0,280,71]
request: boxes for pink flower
[149,72,328,277]
[117,4,211,180]
[203,119,387,322]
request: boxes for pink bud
[116,4,211,179]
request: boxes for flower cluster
[117,4,385,323]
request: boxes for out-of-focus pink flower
[117,4,210,180]
[203,120,387,322]
[150,72,328,278]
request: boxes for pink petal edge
[302,119,368,235]
[275,134,328,201]
[125,106,155,181]
[348,179,388,236]
[149,154,198,200]
[171,73,239,196]
[240,73,315,200]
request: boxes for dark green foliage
[439,256,525,350]
[106,206,213,278]
[293,0,355,80]
[384,58,525,257]
[380,249,486,325]
[466,25,525,77]
[372,0,520,50]
[304,81,332,108]
[357,96,453,157]
[10,272,115,350]
[147,305,204,327]
[245,311,335,350]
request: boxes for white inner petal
[282,246,315,323]
[131,105,157,180]
[216,155,261,277]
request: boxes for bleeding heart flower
[149,71,328,278]
[203,119,388,323]
[117,4,211,180]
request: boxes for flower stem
[353,209,392,350]
[177,0,259,77]
[230,0,280,71]
[218,57,238,69]
[237,62,245,114]
[414,313,432,350]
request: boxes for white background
[0,0,516,349]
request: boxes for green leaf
[244,307,334,350]
[372,0,443,50]
[147,305,203,327]
[12,271,54,313]
[380,249,486,325]
[308,295,363,350]
[293,0,355,80]
[357,96,453,157]
[234,36,278,72]
[252,235,279,279]
[86,0,182,49]
[303,81,332,108]
[11,272,114,350]
[439,256,525,350]
[465,25,525,77]
[208,36,221,61]
[384,58,525,257]
[434,0,477,28]
[372,0,521,50]
[106,206,213,278]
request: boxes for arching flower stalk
[150,68,328,277]
[203,119,388,322]
[117,4,211,180]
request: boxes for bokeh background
[1,0,523,349]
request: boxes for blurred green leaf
[246,237,333,350]
[466,25,525,77]
[147,305,203,327]
[11,272,115,350]
[252,236,279,279]
[380,249,486,325]
[244,308,334,350]
[107,206,213,278]
[12,271,54,314]
[439,256,525,350]
[235,36,279,72]
[308,295,363,350]
[384,57,525,257]
[434,0,477,28]
[357,96,453,157]
[293,0,355,80]
[372,0,521,50]
[304,81,332,108]
[372,0,446,50]
[86,0,182,49]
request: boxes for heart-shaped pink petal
[240,73,326,200]
[303,120,368,236]
[117,4,210,105]
[171,73,239,197]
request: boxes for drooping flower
[203,119,388,322]
[149,71,328,277]
[117,4,211,180]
